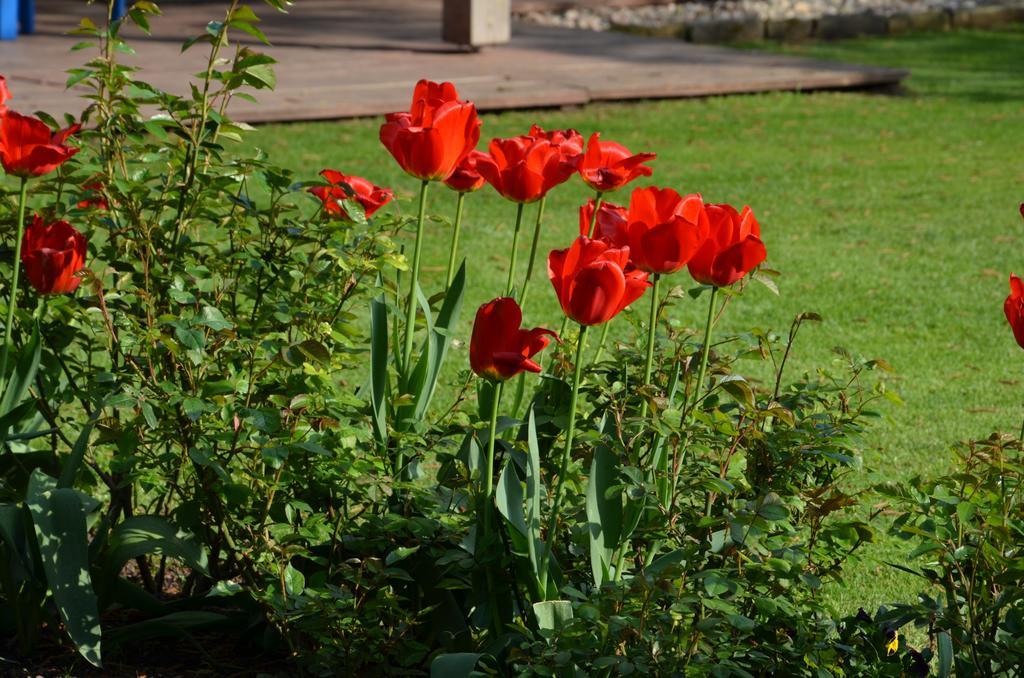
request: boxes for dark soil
[3,622,292,677]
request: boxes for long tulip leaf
[587,442,622,587]
[26,470,102,667]
[103,515,209,578]
[430,652,483,678]
[396,283,436,430]
[496,458,527,539]
[533,600,573,633]
[524,408,544,579]
[57,402,105,489]
[415,261,465,421]
[369,292,388,447]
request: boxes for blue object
[1,0,17,40]
[1,0,125,41]
[17,0,33,35]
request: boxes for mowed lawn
[248,26,1024,614]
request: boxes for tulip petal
[519,327,558,356]
[637,220,701,274]
[568,260,626,326]
[1006,294,1024,349]
[493,352,542,378]
[710,235,767,288]
[1010,273,1024,299]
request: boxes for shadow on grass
[766,24,1024,103]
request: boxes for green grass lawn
[248,25,1024,615]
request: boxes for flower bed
[0,2,1022,675]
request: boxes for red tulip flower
[528,124,584,163]
[309,169,393,220]
[625,187,709,275]
[470,297,557,381]
[0,111,80,179]
[21,215,87,295]
[379,79,481,182]
[0,76,10,114]
[444,149,489,193]
[578,133,656,194]
[687,204,766,288]
[476,135,578,204]
[76,181,109,211]
[548,236,650,326]
[1005,274,1024,349]
[578,198,628,248]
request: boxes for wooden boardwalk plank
[0,0,906,124]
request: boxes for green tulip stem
[587,190,604,239]
[505,202,526,297]
[667,286,720,517]
[538,323,589,598]
[482,380,503,551]
[690,286,719,418]
[401,180,430,376]
[639,273,661,420]
[592,320,612,363]
[517,197,546,310]
[444,191,466,290]
[482,379,504,634]
[0,177,29,393]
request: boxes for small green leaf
[385,545,419,566]
[196,306,233,331]
[243,64,276,90]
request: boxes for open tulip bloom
[308,169,393,221]
[579,198,629,248]
[578,132,656,195]
[688,203,766,289]
[528,124,584,164]
[0,110,80,178]
[379,79,480,182]
[21,216,87,296]
[548,236,650,327]
[477,135,578,205]
[626,187,709,275]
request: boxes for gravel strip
[517,0,1001,29]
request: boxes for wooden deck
[0,0,906,123]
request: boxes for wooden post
[442,0,511,48]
